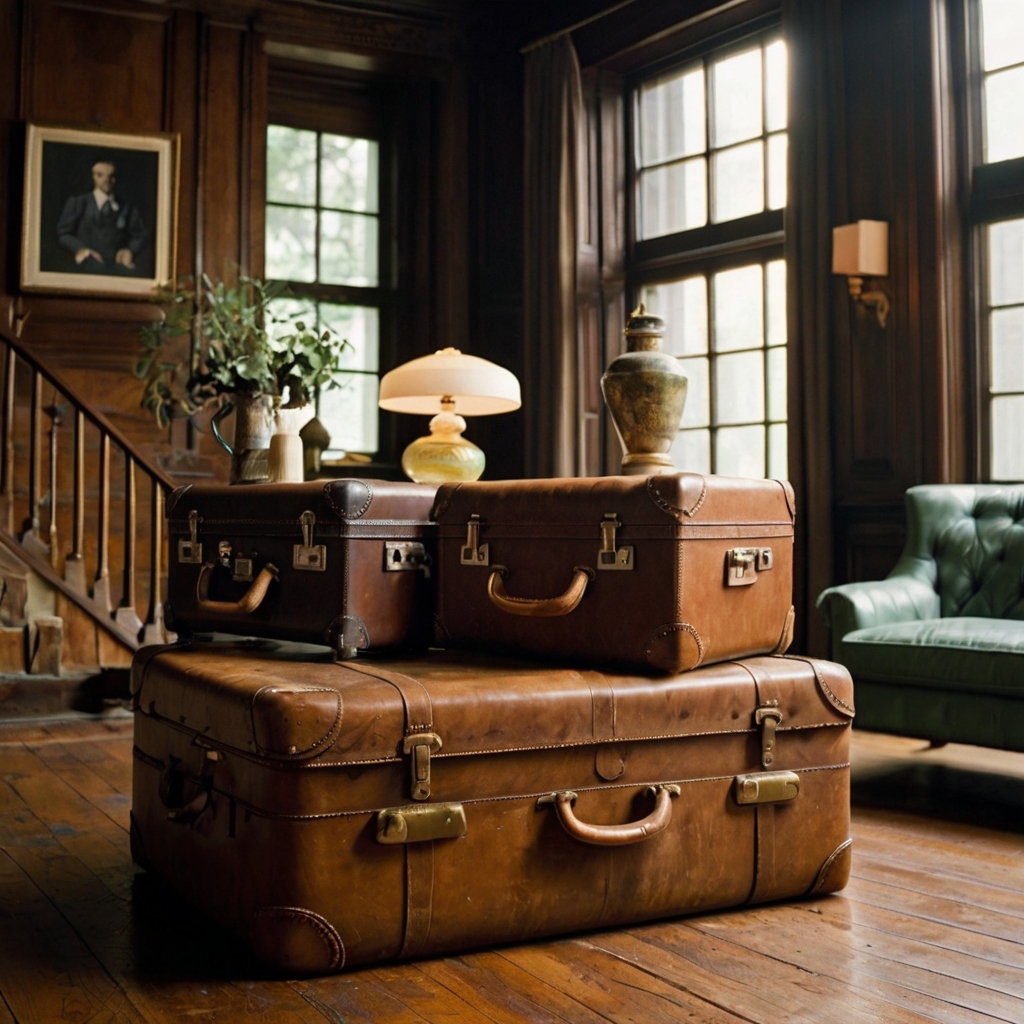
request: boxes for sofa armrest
[816,576,940,660]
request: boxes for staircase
[0,320,175,720]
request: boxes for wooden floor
[0,720,1022,1024]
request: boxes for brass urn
[600,304,688,476]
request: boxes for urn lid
[624,303,665,351]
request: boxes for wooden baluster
[64,410,87,593]
[142,479,166,645]
[1,347,14,534]
[45,404,60,571]
[115,452,143,637]
[21,372,45,556]
[92,433,112,612]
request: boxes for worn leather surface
[817,484,1024,749]
[165,480,437,653]
[432,474,795,673]
[132,641,851,971]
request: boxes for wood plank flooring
[0,719,1021,1023]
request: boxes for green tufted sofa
[817,484,1024,753]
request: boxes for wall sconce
[832,220,890,328]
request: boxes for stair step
[0,668,131,719]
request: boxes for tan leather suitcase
[431,473,796,673]
[130,641,853,973]
[165,480,436,657]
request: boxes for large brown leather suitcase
[130,641,853,973]
[432,473,796,673]
[165,480,436,657]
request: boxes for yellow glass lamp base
[401,411,486,483]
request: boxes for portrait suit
[56,192,148,275]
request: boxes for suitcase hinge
[726,547,773,586]
[754,701,783,768]
[294,510,327,571]
[376,802,467,844]
[734,770,800,805]
[178,510,203,564]
[402,732,443,801]
[598,513,634,570]
[460,515,489,566]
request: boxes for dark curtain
[783,0,838,656]
[522,35,584,478]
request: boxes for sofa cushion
[840,617,1024,695]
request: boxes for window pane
[321,135,379,213]
[319,372,380,455]
[767,346,787,421]
[991,395,1024,479]
[679,356,709,428]
[767,423,788,479]
[267,297,317,345]
[767,259,787,346]
[640,66,705,166]
[671,429,711,474]
[320,211,379,287]
[713,141,764,222]
[714,265,763,351]
[318,304,380,373]
[265,205,316,282]
[980,0,1024,72]
[765,41,787,132]
[712,49,762,147]
[639,158,707,238]
[991,307,1024,392]
[266,126,317,206]
[989,219,1024,306]
[715,350,764,425]
[984,66,1024,163]
[767,133,787,210]
[643,276,707,355]
[716,425,765,477]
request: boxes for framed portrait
[20,124,178,298]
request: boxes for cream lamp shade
[379,347,521,483]
[379,347,521,416]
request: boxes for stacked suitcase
[133,472,854,973]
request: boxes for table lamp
[379,347,521,483]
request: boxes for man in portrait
[56,157,149,274]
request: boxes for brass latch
[726,547,774,586]
[403,731,443,801]
[385,541,432,577]
[597,513,634,571]
[734,770,800,805]
[178,510,203,564]
[376,802,467,844]
[294,510,327,571]
[232,556,254,582]
[460,514,489,566]
[755,701,782,768]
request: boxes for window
[630,33,787,478]
[264,123,383,457]
[970,0,1024,480]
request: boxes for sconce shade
[832,220,889,277]
[379,347,521,416]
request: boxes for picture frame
[20,123,179,298]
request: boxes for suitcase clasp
[177,510,203,564]
[733,770,800,805]
[460,514,489,566]
[726,547,773,586]
[754,701,783,768]
[385,541,432,577]
[294,510,327,571]
[376,802,467,845]
[402,731,443,801]
[598,513,634,571]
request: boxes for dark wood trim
[633,215,785,276]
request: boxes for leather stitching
[252,906,344,970]
[644,622,704,668]
[646,475,708,519]
[250,686,344,757]
[810,837,853,895]
[323,480,373,520]
[782,656,856,717]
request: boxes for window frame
[624,20,786,478]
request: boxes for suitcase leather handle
[487,565,595,617]
[196,562,279,615]
[538,784,680,846]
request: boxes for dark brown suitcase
[432,473,796,673]
[130,641,853,973]
[165,479,436,656]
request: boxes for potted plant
[136,274,350,483]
